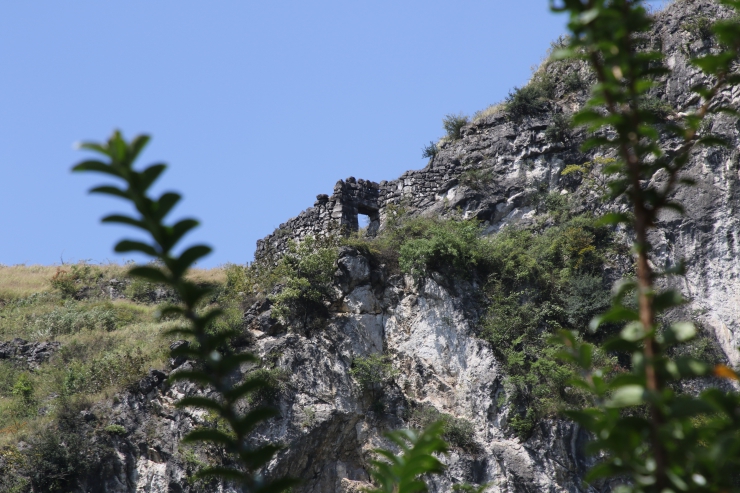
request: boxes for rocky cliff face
[80,246,593,493]
[25,1,740,491]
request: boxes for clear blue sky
[0,1,666,267]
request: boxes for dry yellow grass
[0,262,227,448]
[186,266,226,285]
[0,263,226,301]
[472,103,505,123]
[0,265,57,299]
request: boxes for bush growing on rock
[244,367,290,405]
[49,262,104,299]
[22,402,114,493]
[478,213,622,436]
[505,72,556,119]
[397,217,483,278]
[562,69,587,93]
[544,112,572,142]
[409,405,477,452]
[682,15,715,39]
[269,236,338,329]
[458,167,494,191]
[421,141,438,160]
[442,113,469,140]
[350,353,399,406]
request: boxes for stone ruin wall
[253,158,470,263]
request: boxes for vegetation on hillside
[551,0,740,491]
[5,1,740,492]
[0,264,182,491]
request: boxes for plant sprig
[73,131,295,493]
[366,421,449,493]
[550,1,740,491]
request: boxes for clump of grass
[472,103,505,123]
[244,367,290,405]
[26,300,147,338]
[350,354,398,393]
[640,95,675,121]
[185,267,227,285]
[544,113,572,142]
[104,424,126,435]
[442,113,469,141]
[459,168,494,191]
[505,72,556,119]
[422,141,439,160]
[409,405,477,452]
[683,16,714,40]
[563,70,587,93]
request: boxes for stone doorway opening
[359,213,370,230]
[357,205,380,237]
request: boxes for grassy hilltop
[0,263,226,447]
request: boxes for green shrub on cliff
[551,0,740,490]
[269,236,338,328]
[479,213,621,436]
[442,113,469,141]
[398,218,482,278]
[505,72,556,119]
[409,405,477,452]
[350,353,399,406]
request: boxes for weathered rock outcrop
[47,1,740,491]
[255,0,740,369]
[0,338,61,369]
[79,246,594,492]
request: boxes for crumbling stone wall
[255,178,382,262]
[253,111,570,263]
[254,144,493,262]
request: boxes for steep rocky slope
[3,1,739,492]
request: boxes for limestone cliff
[7,1,740,491]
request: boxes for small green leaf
[653,289,685,313]
[621,322,648,342]
[155,192,181,220]
[590,305,639,331]
[139,163,167,192]
[128,266,169,283]
[89,185,129,199]
[165,218,200,250]
[76,142,110,156]
[72,159,120,176]
[128,134,151,162]
[579,344,593,368]
[697,135,729,147]
[102,214,146,229]
[114,240,158,256]
[607,385,645,408]
[579,8,599,24]
[173,245,212,276]
[183,428,236,446]
[668,322,696,342]
[596,212,631,226]
[177,396,226,413]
